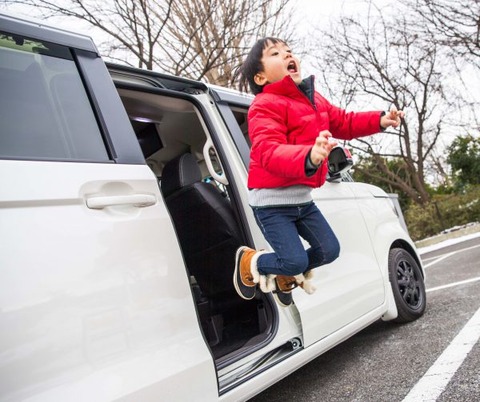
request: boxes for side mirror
[327,147,354,182]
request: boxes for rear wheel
[388,248,426,323]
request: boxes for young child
[234,37,404,306]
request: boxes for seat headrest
[161,153,202,197]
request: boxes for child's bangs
[262,37,287,50]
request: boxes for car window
[230,106,250,147]
[0,32,109,161]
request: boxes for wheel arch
[390,239,425,279]
[382,238,425,322]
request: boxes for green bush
[404,185,480,240]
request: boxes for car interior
[114,84,276,366]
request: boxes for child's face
[254,41,302,87]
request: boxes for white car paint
[0,160,217,401]
[0,12,425,401]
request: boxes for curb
[415,222,480,251]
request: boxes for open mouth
[287,60,297,73]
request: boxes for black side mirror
[327,147,354,182]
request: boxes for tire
[388,248,426,323]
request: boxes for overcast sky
[1,0,394,37]
[0,0,395,78]
[296,0,393,24]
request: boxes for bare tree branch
[305,1,461,204]
[404,0,480,66]
[1,0,296,84]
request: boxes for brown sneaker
[233,246,258,300]
[273,276,295,307]
[275,275,298,293]
[273,289,293,307]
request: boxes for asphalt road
[249,235,480,402]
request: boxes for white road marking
[426,276,480,293]
[402,240,480,401]
[423,244,480,269]
[424,243,480,291]
[401,306,480,402]
[423,252,455,268]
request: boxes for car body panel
[219,301,385,402]
[294,182,385,347]
[0,78,217,402]
[0,12,425,401]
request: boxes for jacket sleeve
[318,94,383,140]
[248,96,311,178]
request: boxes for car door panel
[0,131,218,401]
[293,182,385,347]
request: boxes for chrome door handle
[86,194,156,209]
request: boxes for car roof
[2,12,253,106]
[0,12,98,54]
[107,62,253,108]
[107,62,209,93]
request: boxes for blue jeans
[252,202,340,276]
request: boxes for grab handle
[203,138,228,185]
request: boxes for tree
[0,0,296,86]
[447,134,480,187]
[400,0,480,132]
[352,155,415,210]
[306,2,462,205]
[402,0,480,67]
[161,0,295,87]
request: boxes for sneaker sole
[273,291,293,307]
[233,246,256,300]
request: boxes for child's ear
[254,73,268,86]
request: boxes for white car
[0,13,426,402]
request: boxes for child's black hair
[239,37,287,95]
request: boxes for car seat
[160,153,242,302]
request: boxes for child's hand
[310,130,338,166]
[381,105,405,129]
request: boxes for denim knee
[323,238,340,264]
[281,253,309,276]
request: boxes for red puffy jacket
[247,75,382,189]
